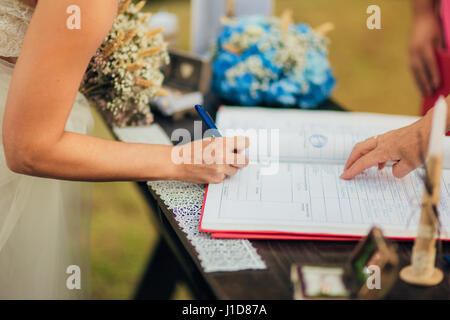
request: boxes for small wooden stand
[399,156,444,286]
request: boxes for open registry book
[200,107,450,240]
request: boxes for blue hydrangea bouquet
[211,12,336,108]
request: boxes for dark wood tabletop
[133,95,450,300]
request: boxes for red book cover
[199,186,450,241]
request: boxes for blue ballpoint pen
[194,105,222,138]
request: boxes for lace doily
[148,180,266,272]
[0,0,34,57]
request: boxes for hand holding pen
[194,104,250,156]
[168,105,249,184]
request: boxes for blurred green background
[90,0,419,299]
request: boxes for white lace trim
[0,0,34,57]
[148,181,266,272]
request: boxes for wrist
[446,96,450,132]
[418,108,434,145]
[146,145,180,181]
[163,146,181,180]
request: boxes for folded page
[216,107,450,167]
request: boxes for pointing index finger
[344,137,378,171]
[341,149,384,180]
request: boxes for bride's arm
[3,0,247,183]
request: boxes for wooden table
[132,95,450,300]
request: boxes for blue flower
[212,15,336,109]
[237,15,267,28]
[212,51,239,75]
[233,73,263,105]
[299,70,336,109]
[295,23,311,34]
[304,50,330,84]
[261,49,283,76]
[241,43,262,59]
[266,79,299,107]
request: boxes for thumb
[392,161,413,179]
[227,136,250,153]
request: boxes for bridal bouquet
[211,12,336,108]
[80,0,170,127]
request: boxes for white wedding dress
[0,0,93,299]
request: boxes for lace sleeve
[0,0,34,57]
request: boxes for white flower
[80,2,170,126]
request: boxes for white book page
[203,108,450,239]
[201,162,450,239]
[216,107,450,167]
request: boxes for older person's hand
[409,3,443,95]
[340,112,433,180]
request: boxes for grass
[90,108,192,299]
[281,0,420,116]
[90,0,419,300]
[90,109,158,299]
